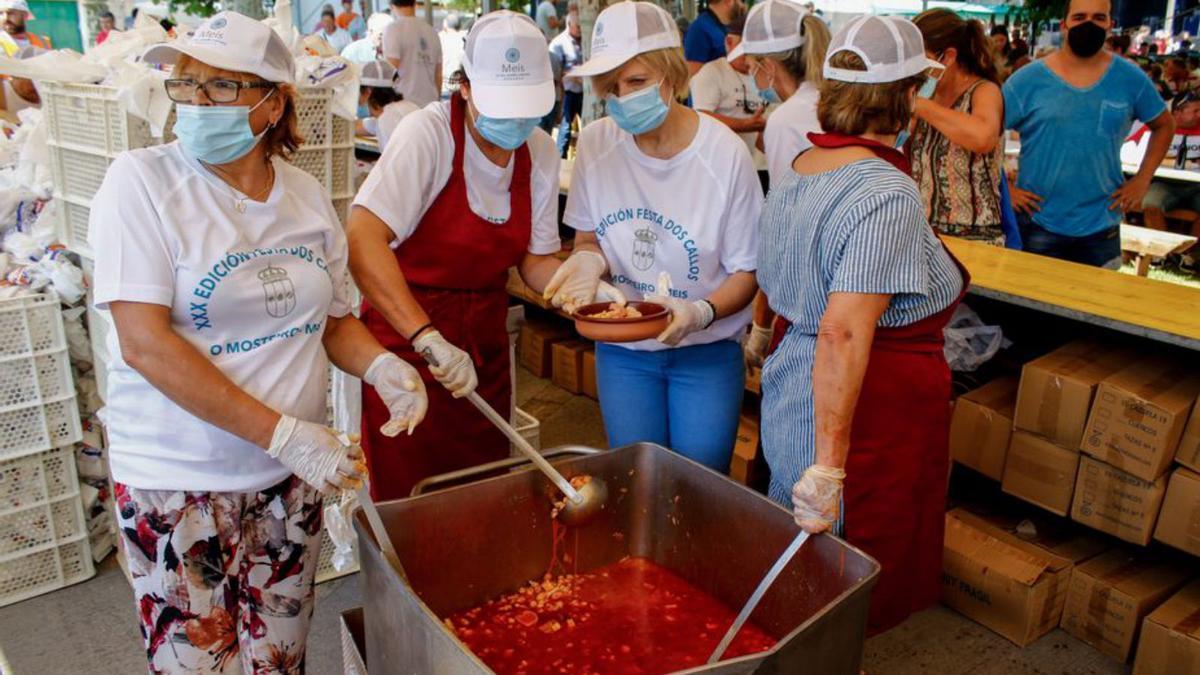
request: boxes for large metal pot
[355,443,880,674]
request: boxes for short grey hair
[445,12,461,30]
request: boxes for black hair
[100,11,114,20]
[160,18,175,31]
[321,8,335,18]
[391,0,416,7]
[989,25,1007,38]
[363,85,401,109]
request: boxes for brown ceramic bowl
[573,301,670,343]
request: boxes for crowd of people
[60,0,1197,671]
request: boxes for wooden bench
[1120,223,1198,276]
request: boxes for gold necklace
[207,160,275,213]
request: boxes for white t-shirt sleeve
[381,22,404,61]
[719,141,763,274]
[377,101,419,152]
[527,129,563,255]
[690,64,721,112]
[88,153,177,309]
[352,110,447,243]
[562,124,596,232]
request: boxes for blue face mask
[357,102,371,118]
[759,86,781,104]
[174,91,274,165]
[606,82,669,135]
[895,129,910,148]
[473,112,539,150]
[917,76,938,99]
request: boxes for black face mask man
[1066,19,1107,58]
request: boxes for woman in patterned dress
[909,9,1006,245]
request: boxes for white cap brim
[472,80,555,118]
[361,77,393,87]
[143,41,295,84]
[825,55,941,84]
[570,52,637,78]
[727,43,745,61]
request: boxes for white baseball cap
[361,60,397,88]
[823,15,938,84]
[571,1,680,78]
[143,11,296,84]
[462,10,554,119]
[0,0,34,19]
[366,11,393,36]
[728,0,807,61]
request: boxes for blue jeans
[557,90,583,158]
[539,99,561,134]
[1018,215,1121,269]
[596,340,744,473]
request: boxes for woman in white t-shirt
[89,14,427,673]
[544,2,762,472]
[356,60,419,152]
[349,11,583,500]
[736,0,830,189]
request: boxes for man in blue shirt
[549,13,585,157]
[1004,0,1174,267]
[684,0,743,76]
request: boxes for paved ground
[0,370,1130,674]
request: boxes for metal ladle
[421,352,608,525]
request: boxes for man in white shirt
[439,11,466,96]
[691,18,767,175]
[535,0,558,41]
[549,12,584,157]
[314,8,353,53]
[382,0,442,108]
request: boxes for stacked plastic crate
[0,293,90,607]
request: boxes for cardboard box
[1180,400,1200,473]
[730,414,761,486]
[1014,341,1134,449]
[551,340,590,394]
[1154,468,1200,557]
[1071,455,1168,546]
[942,509,1106,646]
[1132,580,1200,675]
[1061,549,1193,662]
[518,321,571,379]
[1001,431,1081,516]
[950,377,1020,481]
[1081,358,1200,481]
[580,349,598,399]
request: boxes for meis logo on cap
[209,17,228,29]
[505,47,520,63]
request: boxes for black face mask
[1067,20,1107,58]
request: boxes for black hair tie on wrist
[408,323,434,343]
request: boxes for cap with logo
[0,0,34,19]
[823,15,938,84]
[361,60,397,88]
[462,10,555,119]
[571,1,679,78]
[727,0,806,61]
[143,11,296,84]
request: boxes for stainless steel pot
[355,443,880,674]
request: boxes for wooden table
[1120,224,1198,276]
[944,237,1200,350]
[355,135,380,154]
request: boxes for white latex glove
[791,464,846,534]
[543,251,627,313]
[744,323,773,369]
[267,415,366,495]
[412,329,477,398]
[645,272,714,347]
[363,352,428,437]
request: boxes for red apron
[360,92,533,501]
[778,132,969,634]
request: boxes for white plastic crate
[81,259,109,403]
[0,294,82,461]
[0,445,93,607]
[513,406,540,452]
[40,81,159,155]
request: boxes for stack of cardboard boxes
[517,319,598,400]
[946,340,1200,667]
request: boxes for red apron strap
[807,131,912,176]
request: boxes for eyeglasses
[164,78,275,103]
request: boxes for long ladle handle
[707,530,810,664]
[463,391,584,505]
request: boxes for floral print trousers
[115,475,324,674]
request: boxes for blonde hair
[759,15,830,86]
[817,50,925,136]
[175,54,303,159]
[590,48,690,100]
